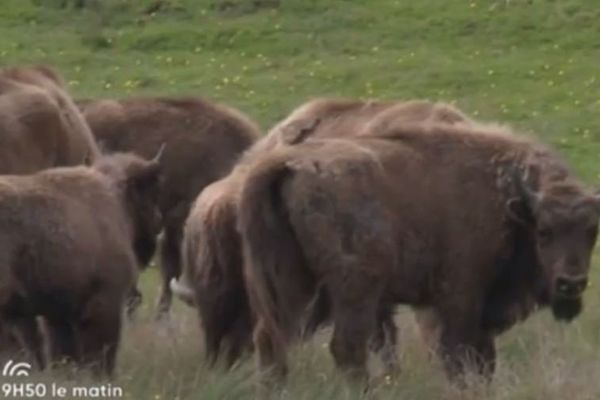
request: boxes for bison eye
[537,228,553,244]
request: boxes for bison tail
[237,149,312,349]
[170,277,195,307]
[195,189,250,366]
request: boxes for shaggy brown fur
[0,65,99,173]
[237,121,600,383]
[0,152,162,377]
[172,98,472,368]
[0,65,100,369]
[77,97,260,317]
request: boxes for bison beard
[551,297,583,321]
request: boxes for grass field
[3,0,600,399]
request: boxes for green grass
[4,0,600,398]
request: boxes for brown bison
[0,65,99,173]
[171,98,472,369]
[0,65,100,368]
[0,151,163,377]
[237,121,600,383]
[77,97,260,317]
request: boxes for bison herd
[0,65,598,388]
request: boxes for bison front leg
[369,304,399,376]
[125,286,142,319]
[156,226,182,319]
[435,312,496,384]
[12,316,46,370]
[78,296,123,378]
[476,332,496,378]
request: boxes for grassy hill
[3,1,600,399]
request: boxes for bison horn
[151,143,166,163]
[513,167,542,211]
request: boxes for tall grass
[26,281,600,399]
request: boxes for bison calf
[0,151,163,377]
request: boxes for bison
[0,65,99,173]
[0,65,100,368]
[0,151,163,377]
[236,120,600,384]
[77,97,260,317]
[171,98,473,369]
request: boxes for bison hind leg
[301,286,331,340]
[222,313,254,368]
[77,294,123,378]
[45,317,81,369]
[253,318,288,388]
[328,284,383,384]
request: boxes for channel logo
[1,360,31,377]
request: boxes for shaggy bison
[0,65,100,367]
[0,151,163,376]
[237,121,600,383]
[0,65,99,173]
[171,98,472,368]
[77,97,260,317]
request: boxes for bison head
[96,147,164,267]
[510,168,600,321]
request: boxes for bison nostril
[555,276,588,297]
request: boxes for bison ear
[125,161,161,202]
[505,197,534,226]
[123,145,165,195]
[131,160,161,187]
